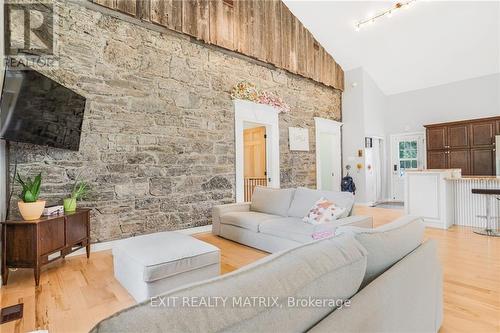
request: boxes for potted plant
[64,180,88,212]
[16,172,45,220]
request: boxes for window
[399,140,418,170]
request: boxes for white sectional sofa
[212,187,373,253]
[91,216,443,333]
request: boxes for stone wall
[9,1,341,242]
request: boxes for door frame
[315,117,343,191]
[365,136,385,206]
[389,132,426,201]
[234,99,280,203]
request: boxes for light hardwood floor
[1,206,499,333]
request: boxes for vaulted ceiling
[284,0,500,95]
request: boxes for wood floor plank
[1,207,499,332]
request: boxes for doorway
[365,137,385,206]
[243,123,267,201]
[234,99,280,203]
[315,118,343,191]
[390,133,426,201]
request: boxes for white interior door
[315,118,342,191]
[390,133,425,201]
[366,137,384,205]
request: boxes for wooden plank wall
[91,0,344,91]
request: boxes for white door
[390,133,425,201]
[315,118,342,191]
[366,137,384,205]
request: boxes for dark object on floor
[0,303,23,324]
[341,175,356,194]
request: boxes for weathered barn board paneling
[235,0,250,56]
[116,0,136,15]
[150,0,182,30]
[263,0,281,65]
[182,0,210,42]
[305,30,315,79]
[91,0,344,91]
[280,5,296,74]
[209,0,235,50]
[93,0,115,9]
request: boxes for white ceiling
[284,1,500,95]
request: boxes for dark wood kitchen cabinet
[1,209,90,286]
[470,121,495,147]
[448,149,471,175]
[447,124,469,149]
[426,126,447,150]
[470,148,495,175]
[425,116,499,176]
[427,151,448,169]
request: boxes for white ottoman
[112,231,220,302]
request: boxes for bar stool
[472,188,500,237]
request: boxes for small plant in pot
[16,172,45,220]
[64,180,88,212]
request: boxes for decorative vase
[18,200,46,221]
[63,198,77,212]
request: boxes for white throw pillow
[302,197,346,225]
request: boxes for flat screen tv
[0,69,86,151]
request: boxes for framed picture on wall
[289,127,309,151]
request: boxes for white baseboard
[67,224,212,258]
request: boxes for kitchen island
[405,170,500,229]
[448,176,500,228]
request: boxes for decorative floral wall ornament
[231,81,291,113]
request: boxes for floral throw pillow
[303,198,346,225]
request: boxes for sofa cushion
[288,187,354,218]
[259,217,348,243]
[91,234,368,333]
[112,232,220,283]
[250,186,295,216]
[336,215,425,287]
[220,211,277,232]
[303,198,347,225]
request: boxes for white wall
[342,68,388,203]
[385,73,500,134]
[342,68,368,203]
[363,71,387,138]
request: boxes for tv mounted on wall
[0,69,86,151]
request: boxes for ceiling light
[355,0,417,31]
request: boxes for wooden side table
[1,208,91,286]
